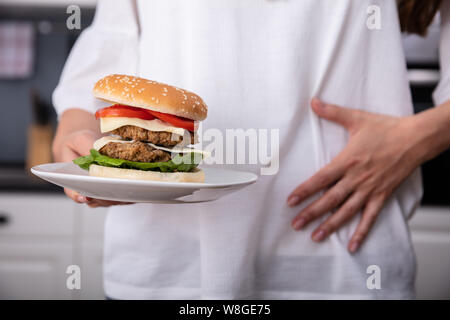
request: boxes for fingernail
[77,195,86,203]
[287,196,300,207]
[349,241,359,253]
[312,230,326,242]
[293,218,306,230]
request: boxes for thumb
[311,97,359,129]
[68,130,99,157]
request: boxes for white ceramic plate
[31,163,258,204]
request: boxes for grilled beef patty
[99,141,171,163]
[111,125,194,147]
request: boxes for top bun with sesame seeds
[93,74,208,121]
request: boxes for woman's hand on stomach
[287,98,430,253]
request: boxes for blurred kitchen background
[0,0,449,300]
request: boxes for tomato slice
[146,110,195,132]
[95,104,196,132]
[95,105,155,121]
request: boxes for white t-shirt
[53,0,450,299]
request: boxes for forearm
[408,99,450,164]
[52,108,101,161]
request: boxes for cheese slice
[93,136,128,151]
[100,117,188,136]
[93,136,210,158]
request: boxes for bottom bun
[89,165,205,183]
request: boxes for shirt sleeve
[433,1,450,105]
[52,0,140,116]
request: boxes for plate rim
[31,162,258,189]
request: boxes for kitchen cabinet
[0,192,449,299]
[0,241,73,299]
[0,193,107,300]
[74,203,107,300]
[409,206,450,299]
[0,193,75,299]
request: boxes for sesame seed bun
[93,74,208,121]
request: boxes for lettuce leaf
[73,149,200,173]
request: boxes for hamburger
[73,74,208,183]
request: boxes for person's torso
[104,0,419,299]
